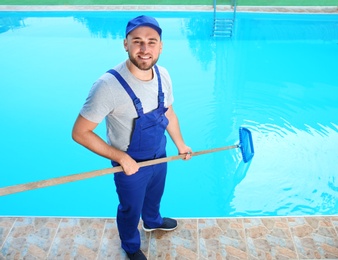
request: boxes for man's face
[124,26,162,71]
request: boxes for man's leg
[141,162,167,228]
[114,167,152,253]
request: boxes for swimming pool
[0,11,337,218]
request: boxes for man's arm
[165,106,192,160]
[72,114,139,175]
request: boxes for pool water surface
[0,11,337,218]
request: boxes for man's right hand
[118,153,140,175]
[72,115,140,176]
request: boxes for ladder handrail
[213,0,237,18]
[213,0,216,17]
[232,0,237,21]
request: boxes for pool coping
[0,5,337,13]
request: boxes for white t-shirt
[80,61,174,151]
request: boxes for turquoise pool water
[0,11,337,218]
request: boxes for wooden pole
[0,145,238,196]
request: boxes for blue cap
[125,15,162,38]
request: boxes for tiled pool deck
[1,4,338,259]
[1,216,338,259]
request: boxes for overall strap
[107,69,144,115]
[154,65,165,106]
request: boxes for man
[72,15,192,260]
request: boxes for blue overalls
[107,65,169,254]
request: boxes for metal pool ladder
[212,0,237,38]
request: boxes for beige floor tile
[98,219,150,260]
[1,216,337,259]
[48,218,106,259]
[149,219,198,259]
[244,217,298,259]
[98,219,125,259]
[199,218,248,259]
[331,216,338,234]
[288,216,338,259]
[0,217,60,259]
[0,218,16,249]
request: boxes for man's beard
[128,53,159,71]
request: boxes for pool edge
[0,5,337,13]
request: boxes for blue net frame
[239,127,254,163]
